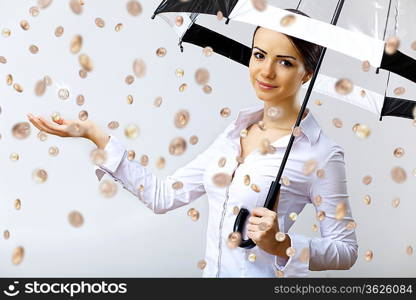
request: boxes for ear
[302,72,313,84]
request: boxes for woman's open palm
[27,113,95,139]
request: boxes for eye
[279,60,293,67]
[253,51,264,60]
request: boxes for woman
[27,9,358,278]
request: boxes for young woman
[27,9,358,278]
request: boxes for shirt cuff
[94,135,126,181]
[273,233,311,277]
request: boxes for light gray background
[0,0,415,277]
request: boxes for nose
[260,60,276,79]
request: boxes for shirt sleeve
[94,128,229,214]
[273,146,358,277]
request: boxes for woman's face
[249,27,311,104]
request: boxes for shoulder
[312,130,345,166]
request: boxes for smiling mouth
[256,80,278,90]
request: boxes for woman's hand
[247,207,291,259]
[26,113,110,149]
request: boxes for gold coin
[313,195,322,206]
[99,179,117,197]
[127,150,135,161]
[346,221,357,230]
[156,47,166,57]
[227,232,242,249]
[70,35,83,54]
[169,137,187,155]
[68,210,84,227]
[48,146,59,157]
[391,166,407,183]
[10,153,19,161]
[197,259,207,270]
[285,247,296,257]
[195,68,210,85]
[175,16,184,26]
[127,0,142,16]
[212,173,232,188]
[78,110,88,121]
[232,206,240,215]
[311,224,318,232]
[108,121,119,129]
[32,168,48,183]
[90,148,107,165]
[174,110,190,128]
[364,250,373,261]
[252,0,267,12]
[360,90,367,97]
[362,175,372,185]
[3,230,10,239]
[281,176,290,186]
[140,155,149,166]
[189,135,198,145]
[363,195,371,205]
[385,36,400,55]
[393,87,405,96]
[13,83,23,93]
[406,246,413,256]
[361,60,370,72]
[6,74,12,85]
[332,118,343,128]
[392,197,400,208]
[37,131,47,141]
[248,253,257,262]
[12,246,24,265]
[243,175,250,186]
[38,0,53,9]
[316,169,325,178]
[316,211,326,221]
[2,28,11,37]
[280,14,296,26]
[76,94,85,105]
[352,123,371,139]
[203,84,212,94]
[411,41,416,51]
[133,58,146,77]
[0,56,7,63]
[394,147,404,158]
[34,80,46,96]
[79,54,93,72]
[55,26,64,37]
[203,46,213,57]
[218,157,227,168]
[289,212,298,221]
[79,69,88,78]
[14,199,21,210]
[216,11,224,21]
[29,6,40,16]
[179,83,187,92]
[20,20,30,30]
[124,123,140,139]
[127,95,134,104]
[58,88,69,99]
[275,232,286,242]
[95,17,105,28]
[29,45,39,54]
[266,106,282,120]
[251,183,260,193]
[154,96,162,107]
[115,23,123,32]
[240,129,248,138]
[335,78,353,95]
[292,126,301,137]
[172,181,183,190]
[12,122,31,139]
[69,0,83,14]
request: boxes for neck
[262,96,302,130]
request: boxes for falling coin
[227,232,242,249]
[154,97,161,107]
[76,95,85,106]
[124,124,140,139]
[289,212,298,221]
[232,206,240,215]
[364,250,373,261]
[127,0,142,16]
[29,45,39,54]
[175,16,184,26]
[218,157,227,168]
[385,36,400,55]
[240,129,248,138]
[195,68,210,85]
[248,253,257,262]
[335,78,353,95]
[316,211,326,222]
[0,56,7,64]
[280,14,296,26]
[90,148,107,165]
[10,153,19,161]
[115,23,123,32]
[363,195,371,205]
[68,210,84,227]
[133,58,146,78]
[361,60,370,72]
[212,173,232,188]
[55,26,64,37]
[79,54,93,72]
[252,0,267,12]
[275,232,286,242]
[203,85,212,94]
[286,247,296,257]
[197,259,207,270]
[303,159,318,176]
[179,83,187,92]
[203,46,213,57]
[6,74,12,85]
[189,135,198,145]
[2,28,11,37]
[174,110,190,128]
[20,20,30,30]
[13,83,23,93]
[34,80,46,96]
[393,87,405,96]
[70,35,83,54]
[292,126,301,137]
[14,199,21,210]
[156,47,166,57]
[127,150,135,161]
[48,146,59,157]
[362,175,372,185]
[78,110,88,121]
[127,95,134,104]
[243,175,250,186]
[29,6,40,16]
[352,123,371,139]
[216,11,224,21]
[37,131,47,141]
[99,179,117,197]
[281,176,290,186]
[391,166,407,183]
[311,224,318,232]
[406,246,413,256]
[316,169,325,178]
[313,195,322,206]
[95,17,105,28]
[251,183,260,193]
[346,221,357,230]
[32,168,48,183]
[140,155,149,166]
[69,0,83,14]
[169,137,187,155]
[12,246,24,265]
[58,88,69,100]
[332,118,343,128]
[3,230,10,239]
[392,197,400,208]
[172,181,183,190]
[12,122,31,139]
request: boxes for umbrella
[151,0,416,248]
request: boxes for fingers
[38,116,66,132]
[27,114,64,136]
[252,206,275,217]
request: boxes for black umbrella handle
[233,180,281,249]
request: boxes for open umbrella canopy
[152,0,416,121]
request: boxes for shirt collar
[226,104,321,146]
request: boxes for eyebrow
[253,46,297,60]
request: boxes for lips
[256,80,278,90]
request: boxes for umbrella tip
[225,17,230,25]
[151,14,156,19]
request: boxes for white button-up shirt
[94,104,358,278]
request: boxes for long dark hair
[251,8,323,73]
